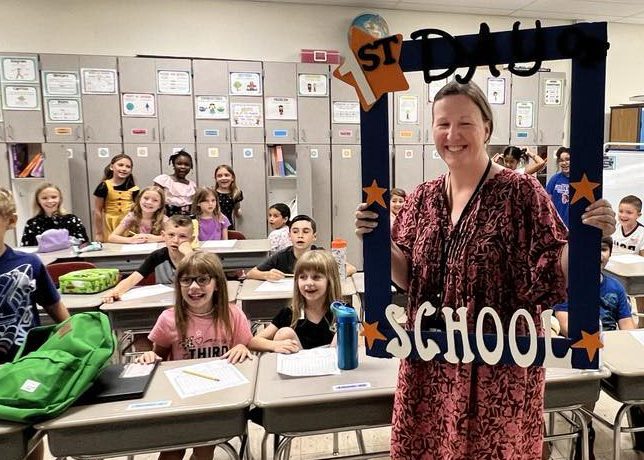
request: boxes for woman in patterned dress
[355,81,615,459]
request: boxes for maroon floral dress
[391,169,567,459]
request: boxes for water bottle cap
[330,301,358,322]
[331,239,348,249]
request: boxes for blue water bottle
[331,301,359,370]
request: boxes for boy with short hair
[246,215,357,281]
[554,236,635,336]
[613,194,644,256]
[103,214,194,302]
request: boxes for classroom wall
[0,0,642,136]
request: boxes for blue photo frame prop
[338,21,608,369]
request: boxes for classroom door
[80,55,122,144]
[331,145,363,270]
[231,143,267,238]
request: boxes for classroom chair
[228,230,246,240]
[46,261,97,286]
[138,272,157,286]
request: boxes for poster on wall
[157,70,191,95]
[195,95,229,119]
[1,57,38,83]
[332,101,360,124]
[265,97,297,120]
[487,77,506,104]
[46,99,82,122]
[229,72,262,96]
[2,85,40,110]
[122,93,156,117]
[397,95,418,123]
[81,68,118,94]
[515,101,534,128]
[428,78,448,102]
[544,79,563,105]
[298,74,327,96]
[230,102,263,127]
[43,71,80,97]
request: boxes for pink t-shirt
[120,212,168,234]
[153,174,197,207]
[268,226,291,252]
[148,304,252,360]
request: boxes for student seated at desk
[554,236,636,336]
[246,214,356,281]
[0,187,70,460]
[107,186,167,244]
[554,236,636,460]
[249,250,341,353]
[102,215,194,303]
[136,252,252,460]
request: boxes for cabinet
[1,54,44,142]
[119,57,159,144]
[229,61,264,144]
[80,55,122,143]
[232,143,267,238]
[297,64,330,145]
[609,104,644,143]
[264,62,298,144]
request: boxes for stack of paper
[200,240,237,249]
[164,360,249,398]
[255,279,294,293]
[119,243,159,253]
[119,284,174,301]
[277,348,341,377]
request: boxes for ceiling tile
[519,0,644,17]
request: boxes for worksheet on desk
[630,330,644,346]
[200,240,237,249]
[119,243,159,253]
[255,278,294,293]
[277,348,341,377]
[164,360,249,398]
[119,284,174,301]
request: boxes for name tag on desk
[333,382,371,392]
[127,400,172,411]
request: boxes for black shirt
[21,214,89,247]
[256,245,323,274]
[137,247,176,284]
[217,190,243,230]
[94,181,140,201]
[271,307,335,349]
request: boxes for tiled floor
[43,390,644,460]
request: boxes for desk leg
[572,409,589,460]
[333,432,339,455]
[355,430,366,454]
[613,403,631,460]
[218,441,240,460]
[275,436,293,460]
[261,432,270,460]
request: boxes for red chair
[138,272,157,286]
[228,230,246,240]
[46,261,97,286]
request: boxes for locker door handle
[86,125,93,141]
[417,130,421,142]
[151,127,157,141]
[161,127,166,142]
[538,129,543,143]
[233,128,238,142]
[334,205,338,217]
[7,124,14,140]
[225,127,229,142]
[293,129,297,142]
[425,129,429,144]
[75,126,82,140]
[300,129,306,143]
[356,131,361,142]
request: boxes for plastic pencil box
[59,268,119,294]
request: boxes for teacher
[355,81,615,459]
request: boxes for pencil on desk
[128,230,137,236]
[182,369,220,381]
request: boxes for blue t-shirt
[0,246,60,362]
[553,274,632,331]
[546,172,569,228]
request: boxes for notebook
[77,362,159,404]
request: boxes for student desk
[589,330,644,460]
[238,277,356,321]
[78,242,159,272]
[199,238,271,270]
[605,256,644,296]
[18,246,76,265]
[544,366,611,459]
[37,292,104,325]
[100,281,240,359]
[37,357,257,459]
[253,350,397,460]
[0,422,42,460]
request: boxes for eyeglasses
[178,275,212,287]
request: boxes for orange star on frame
[571,330,604,361]
[361,321,387,349]
[570,173,599,204]
[363,180,387,208]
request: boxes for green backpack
[0,312,116,423]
